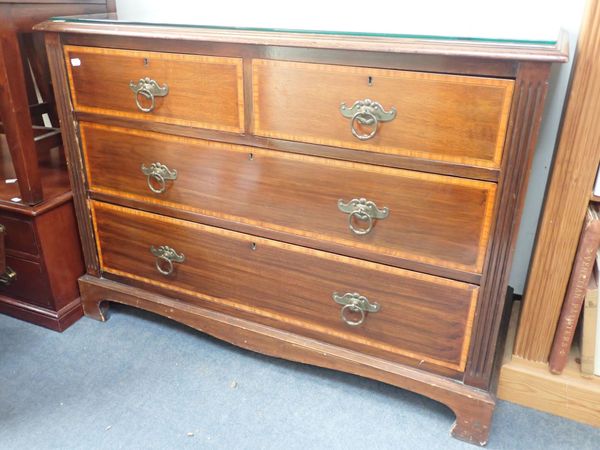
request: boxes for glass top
[49,8,560,46]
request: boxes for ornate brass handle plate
[129,77,169,113]
[337,198,389,235]
[141,162,177,194]
[339,98,397,141]
[150,245,185,276]
[332,292,380,326]
[0,266,16,286]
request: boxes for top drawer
[64,46,244,133]
[252,59,514,169]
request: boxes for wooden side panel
[64,45,245,133]
[91,201,479,372]
[81,122,496,274]
[35,201,85,310]
[252,59,514,169]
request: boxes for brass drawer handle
[333,292,380,326]
[0,267,17,286]
[129,77,169,113]
[141,162,177,194]
[339,98,396,141]
[337,198,389,235]
[150,245,185,276]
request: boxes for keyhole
[143,58,149,66]
[248,153,254,160]
[368,76,373,86]
[250,242,257,251]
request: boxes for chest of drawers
[37,17,567,445]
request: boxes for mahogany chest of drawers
[37,16,567,445]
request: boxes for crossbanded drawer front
[81,122,496,274]
[91,201,478,372]
[64,46,244,132]
[252,59,514,169]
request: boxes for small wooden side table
[0,0,113,330]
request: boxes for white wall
[115,0,587,293]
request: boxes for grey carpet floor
[1,305,599,450]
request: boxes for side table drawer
[0,257,52,307]
[64,45,244,132]
[91,200,478,372]
[81,122,496,274]
[253,59,514,169]
[0,214,38,256]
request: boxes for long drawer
[252,59,514,169]
[91,200,478,372]
[81,122,496,274]
[64,46,244,132]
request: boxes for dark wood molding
[44,32,99,276]
[464,62,551,388]
[34,21,568,63]
[0,293,82,331]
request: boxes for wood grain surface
[64,45,244,133]
[253,59,514,168]
[91,200,479,372]
[81,122,496,274]
[515,0,600,362]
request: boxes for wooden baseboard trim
[498,301,600,427]
[0,294,83,331]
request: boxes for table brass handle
[337,198,389,235]
[150,245,185,276]
[141,162,177,194]
[339,98,396,141]
[333,292,380,326]
[0,266,17,286]
[129,77,169,113]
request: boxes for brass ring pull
[338,198,389,236]
[350,111,378,141]
[347,210,374,236]
[155,254,174,276]
[135,88,155,113]
[340,303,365,326]
[150,245,185,276]
[340,99,396,141]
[129,77,169,113]
[141,162,177,194]
[333,292,380,327]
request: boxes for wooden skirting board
[498,302,600,427]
